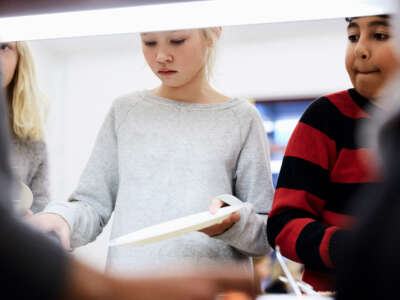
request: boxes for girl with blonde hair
[1,41,49,214]
[30,27,274,274]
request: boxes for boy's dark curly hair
[345,14,390,23]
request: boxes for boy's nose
[355,41,370,60]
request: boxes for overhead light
[0,0,395,42]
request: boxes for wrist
[46,213,72,234]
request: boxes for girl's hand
[199,198,241,237]
[27,213,72,250]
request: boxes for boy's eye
[348,34,359,43]
[374,33,389,41]
[144,41,157,47]
[170,39,186,45]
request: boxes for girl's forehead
[141,29,193,36]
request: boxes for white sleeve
[44,105,119,248]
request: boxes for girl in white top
[30,28,274,274]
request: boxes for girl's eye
[348,34,359,43]
[171,39,186,45]
[0,44,10,51]
[375,33,389,41]
[144,41,157,47]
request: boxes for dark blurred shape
[264,280,287,294]
[336,107,400,299]
[0,69,68,299]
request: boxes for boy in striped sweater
[267,15,398,291]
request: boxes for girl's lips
[158,70,177,75]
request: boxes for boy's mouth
[356,68,380,75]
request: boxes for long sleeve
[44,104,120,248]
[213,106,274,256]
[267,98,345,271]
[30,141,50,213]
[267,90,381,291]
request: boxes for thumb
[56,226,72,251]
[210,198,225,214]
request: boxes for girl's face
[141,30,209,87]
[0,42,18,89]
[345,16,399,99]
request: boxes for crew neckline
[141,90,243,110]
[349,88,382,114]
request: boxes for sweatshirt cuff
[211,194,250,243]
[42,201,77,234]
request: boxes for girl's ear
[213,27,222,39]
[207,27,222,47]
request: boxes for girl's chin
[159,80,185,88]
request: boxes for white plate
[257,296,333,300]
[13,182,33,214]
[109,204,243,247]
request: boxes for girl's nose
[156,50,173,64]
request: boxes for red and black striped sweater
[267,89,380,291]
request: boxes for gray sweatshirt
[44,90,274,274]
[10,133,49,213]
